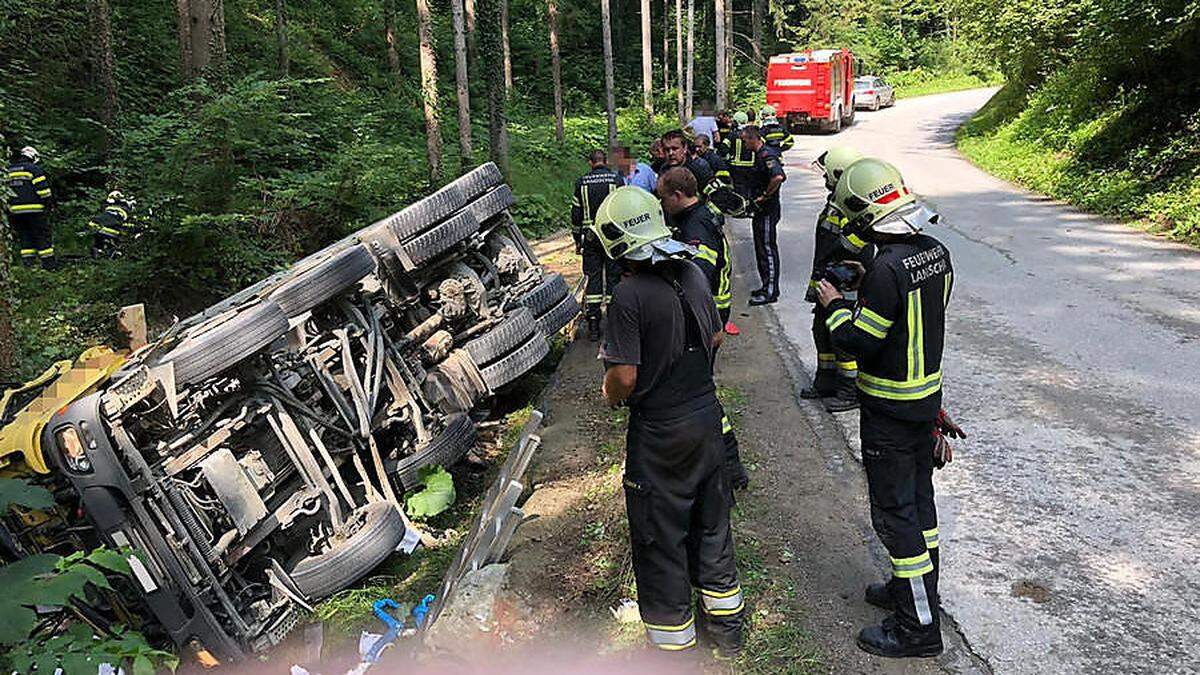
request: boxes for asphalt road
[731,88,1200,674]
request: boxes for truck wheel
[289,502,407,600]
[470,185,515,227]
[516,273,571,317]
[537,293,580,336]
[480,333,550,391]
[160,302,289,386]
[385,184,467,242]
[387,413,477,490]
[448,162,504,202]
[463,307,537,367]
[400,210,480,267]
[270,245,376,317]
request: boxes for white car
[854,76,896,111]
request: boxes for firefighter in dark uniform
[571,149,625,340]
[661,130,731,199]
[804,146,866,411]
[89,190,137,258]
[5,146,56,269]
[593,186,744,655]
[714,110,736,157]
[816,158,956,658]
[657,167,749,490]
[759,105,795,152]
[742,127,786,306]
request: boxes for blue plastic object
[364,599,404,663]
[411,594,436,629]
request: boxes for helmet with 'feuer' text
[591,186,673,261]
[834,158,939,236]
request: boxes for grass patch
[957,79,1200,246]
[892,70,1002,99]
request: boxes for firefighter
[89,190,138,258]
[657,167,749,490]
[662,130,730,197]
[5,146,56,269]
[815,158,954,658]
[742,127,786,306]
[714,110,736,156]
[694,135,724,178]
[759,105,795,152]
[571,149,625,340]
[804,146,866,411]
[593,186,744,656]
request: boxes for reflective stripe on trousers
[698,585,744,617]
[644,616,697,650]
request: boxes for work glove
[932,408,965,469]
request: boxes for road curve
[737,88,1200,674]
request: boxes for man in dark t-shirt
[589,186,744,657]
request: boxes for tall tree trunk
[0,127,13,382]
[724,0,732,98]
[685,0,694,119]
[92,0,118,137]
[548,0,565,143]
[751,0,763,66]
[601,0,617,148]
[451,0,473,168]
[675,0,684,124]
[640,0,652,125]
[384,0,401,75]
[479,0,510,178]
[501,0,513,94]
[177,0,227,78]
[465,0,476,33]
[276,0,290,76]
[415,0,444,181]
[715,0,726,110]
[662,0,669,94]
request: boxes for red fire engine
[765,49,857,133]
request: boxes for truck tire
[385,184,467,242]
[480,333,550,391]
[289,502,407,600]
[387,413,477,490]
[270,245,376,317]
[448,162,504,202]
[160,302,289,386]
[463,307,537,367]
[537,294,580,337]
[469,185,515,226]
[401,210,479,267]
[516,273,570,317]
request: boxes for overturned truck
[0,164,577,661]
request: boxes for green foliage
[405,465,457,519]
[0,476,54,512]
[957,0,1200,244]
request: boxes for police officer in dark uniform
[5,146,56,269]
[657,167,749,490]
[742,127,786,305]
[816,158,956,658]
[594,186,744,656]
[805,146,866,411]
[571,149,625,340]
[89,190,138,258]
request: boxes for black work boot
[865,580,896,611]
[586,316,601,341]
[801,369,836,399]
[857,616,943,658]
[825,376,860,412]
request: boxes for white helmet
[106,190,125,204]
[19,146,39,163]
